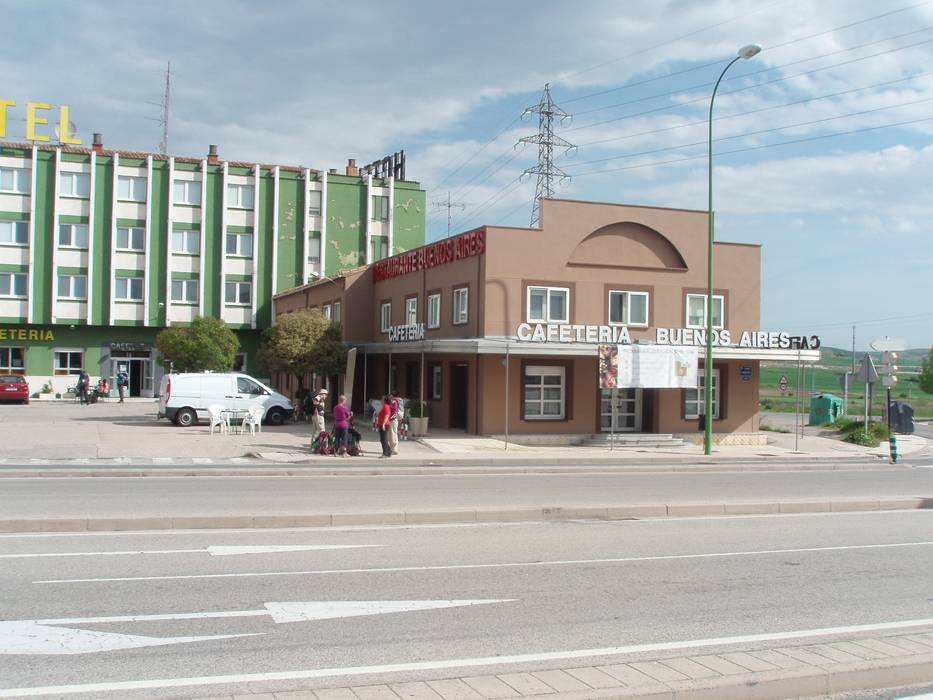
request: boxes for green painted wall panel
[0,211,30,221]
[325,179,367,275]
[393,184,425,254]
[59,214,89,224]
[32,150,55,322]
[276,174,303,293]
[91,156,112,325]
[148,162,168,326]
[203,166,222,316]
[256,172,274,327]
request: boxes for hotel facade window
[380,302,391,332]
[686,293,724,329]
[308,235,321,266]
[527,286,569,323]
[171,279,198,304]
[427,293,440,329]
[57,274,87,300]
[172,229,200,255]
[333,301,342,323]
[0,272,27,298]
[114,276,144,302]
[173,180,201,206]
[225,281,252,305]
[0,347,25,374]
[452,287,468,325]
[227,183,254,209]
[58,223,89,248]
[59,172,89,198]
[116,226,145,252]
[0,167,30,194]
[308,190,322,216]
[0,220,28,245]
[117,176,146,202]
[372,195,389,221]
[684,369,720,420]
[405,297,417,325]
[226,231,253,257]
[524,366,565,420]
[609,290,648,326]
[54,350,83,375]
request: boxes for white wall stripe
[220,161,228,323]
[50,148,60,323]
[86,152,96,325]
[387,175,395,257]
[109,153,119,326]
[303,168,311,282]
[251,163,260,329]
[27,146,37,324]
[165,157,174,326]
[198,159,207,317]
[365,173,373,265]
[143,155,153,326]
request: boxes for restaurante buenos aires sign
[516,323,820,349]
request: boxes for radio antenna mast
[432,192,467,238]
[158,61,171,154]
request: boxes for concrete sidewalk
[185,626,933,699]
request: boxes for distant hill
[819,346,929,369]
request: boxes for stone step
[575,433,686,448]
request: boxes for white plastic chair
[207,404,227,435]
[243,405,263,435]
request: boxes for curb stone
[0,497,927,533]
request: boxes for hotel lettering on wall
[373,229,485,282]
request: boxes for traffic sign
[855,354,879,383]
[870,337,906,352]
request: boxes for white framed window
[116,226,145,252]
[427,293,441,329]
[227,183,254,209]
[0,347,25,374]
[308,190,322,216]
[0,167,30,194]
[380,302,391,333]
[431,364,442,400]
[114,276,144,302]
[54,349,83,376]
[684,368,720,420]
[0,220,28,245]
[405,297,417,325]
[171,279,198,304]
[527,286,569,323]
[371,195,389,221]
[0,272,27,298]
[173,179,201,206]
[56,274,87,300]
[609,290,649,326]
[225,231,253,257]
[308,234,321,263]
[524,366,565,420]
[225,280,251,305]
[58,223,89,248]
[59,172,89,198]
[453,287,468,325]
[370,237,388,262]
[686,293,724,329]
[333,301,341,323]
[172,229,200,255]
[323,303,332,320]
[117,175,146,202]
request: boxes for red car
[0,376,29,404]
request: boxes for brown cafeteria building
[272,198,819,444]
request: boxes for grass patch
[831,418,890,448]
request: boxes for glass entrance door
[600,388,643,432]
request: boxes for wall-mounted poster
[598,345,618,389]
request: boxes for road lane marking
[0,544,380,559]
[0,600,510,655]
[34,540,933,584]
[2,617,933,696]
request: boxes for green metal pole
[705,56,741,456]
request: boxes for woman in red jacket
[377,395,393,458]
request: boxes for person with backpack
[310,388,327,435]
[115,366,128,402]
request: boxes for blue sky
[3,0,931,350]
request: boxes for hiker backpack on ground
[311,431,333,455]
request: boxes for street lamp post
[704,44,761,455]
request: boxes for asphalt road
[0,468,932,519]
[1,510,932,697]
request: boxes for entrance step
[575,433,686,448]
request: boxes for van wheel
[175,408,197,427]
[265,408,285,426]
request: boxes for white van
[158,373,294,427]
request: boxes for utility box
[889,401,915,434]
[809,393,844,426]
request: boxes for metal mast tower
[431,191,467,238]
[518,83,574,227]
[158,62,171,154]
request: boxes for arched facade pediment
[568,221,688,270]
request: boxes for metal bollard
[889,434,898,464]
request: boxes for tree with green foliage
[920,346,933,394]
[256,309,347,393]
[156,316,239,373]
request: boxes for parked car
[0,376,29,404]
[157,372,293,427]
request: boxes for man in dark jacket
[77,369,90,405]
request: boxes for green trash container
[809,393,844,426]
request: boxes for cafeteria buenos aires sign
[516,323,820,349]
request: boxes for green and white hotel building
[0,138,425,397]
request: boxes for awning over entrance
[352,337,821,363]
